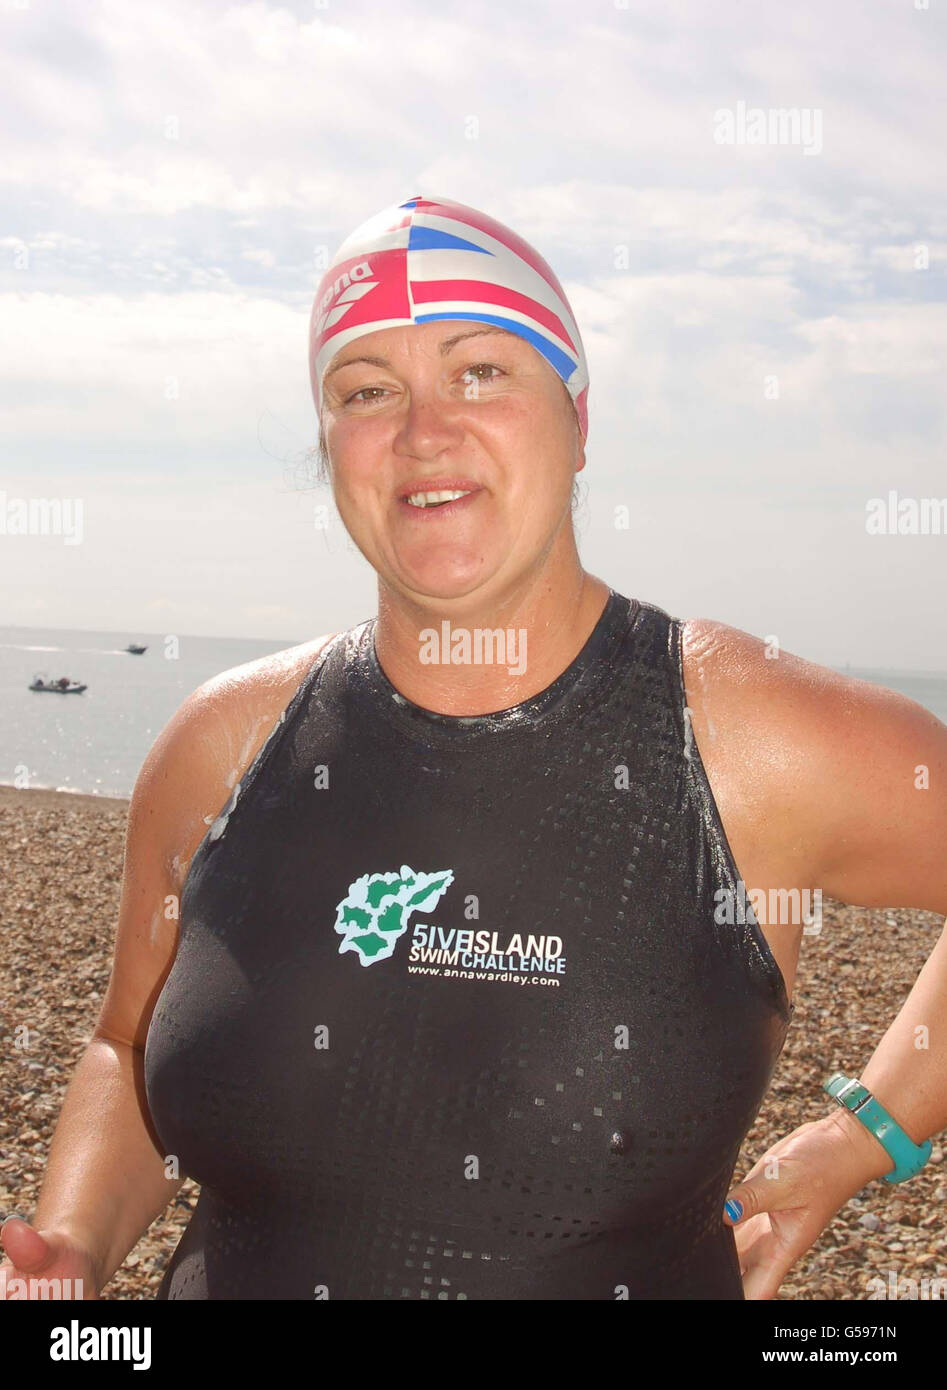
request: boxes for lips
[397,488,482,519]
[397,476,481,498]
[405,488,472,508]
[396,478,484,516]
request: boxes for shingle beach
[1,785,944,1300]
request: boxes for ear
[574,416,587,474]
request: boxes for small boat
[29,673,88,694]
[125,642,147,654]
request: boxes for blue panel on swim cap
[407,226,493,255]
[414,310,578,383]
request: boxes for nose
[392,390,465,461]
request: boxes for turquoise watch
[824,1073,932,1184]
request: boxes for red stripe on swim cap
[406,196,574,311]
[410,278,580,357]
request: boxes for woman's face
[319,320,585,604]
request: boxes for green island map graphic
[334,865,455,966]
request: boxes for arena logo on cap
[312,259,376,339]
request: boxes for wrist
[816,1104,897,1190]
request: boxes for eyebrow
[323,327,514,381]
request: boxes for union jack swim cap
[309,194,589,439]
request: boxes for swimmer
[3,195,946,1301]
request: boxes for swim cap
[309,194,589,440]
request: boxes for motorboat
[125,642,147,654]
[29,673,88,694]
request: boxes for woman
[2,195,945,1301]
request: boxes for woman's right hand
[0,1216,101,1300]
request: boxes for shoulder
[136,633,340,886]
[680,616,939,758]
[192,634,339,719]
[679,617,947,910]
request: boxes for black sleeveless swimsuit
[143,590,792,1299]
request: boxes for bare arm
[28,1039,184,1292]
[5,678,243,1293]
[4,637,337,1296]
[812,680,947,1179]
[685,618,947,1185]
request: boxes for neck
[373,560,612,717]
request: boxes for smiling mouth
[403,488,473,508]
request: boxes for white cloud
[0,0,944,665]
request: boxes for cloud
[0,0,944,664]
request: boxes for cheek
[327,437,386,504]
[325,416,388,478]
[483,388,572,454]
[333,476,383,537]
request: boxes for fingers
[723,1195,745,1226]
[742,1249,792,1301]
[723,1171,782,1225]
[723,1166,791,1225]
[728,1214,790,1300]
[0,1216,53,1275]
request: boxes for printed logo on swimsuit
[334,865,454,966]
[333,865,567,985]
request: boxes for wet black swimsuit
[143,590,792,1300]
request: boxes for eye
[343,386,389,405]
[458,361,503,389]
[462,362,503,383]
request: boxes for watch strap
[824,1072,932,1184]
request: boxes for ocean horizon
[2,622,946,800]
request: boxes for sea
[1,623,946,801]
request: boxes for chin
[394,558,494,603]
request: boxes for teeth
[405,489,472,508]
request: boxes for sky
[1,0,945,669]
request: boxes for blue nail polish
[724,1198,743,1222]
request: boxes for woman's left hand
[723,1109,894,1299]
